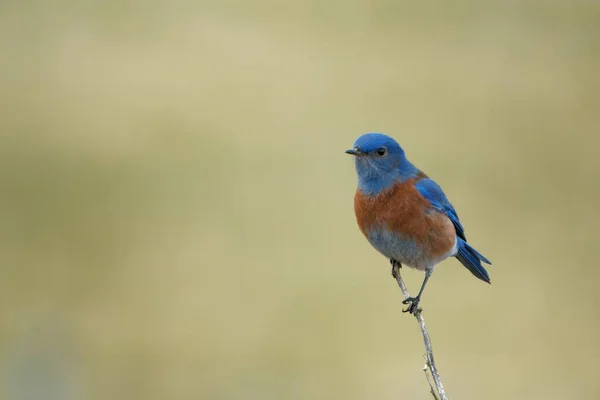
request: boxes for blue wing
[415,178,466,240]
[415,177,492,282]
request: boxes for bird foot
[402,296,422,315]
[390,259,402,279]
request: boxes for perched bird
[346,133,491,314]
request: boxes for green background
[1,1,599,399]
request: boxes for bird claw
[390,260,423,315]
[390,259,402,279]
[402,296,422,315]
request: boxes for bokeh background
[1,1,599,399]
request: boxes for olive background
[1,1,599,399]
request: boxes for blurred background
[1,1,599,399]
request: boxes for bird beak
[345,148,362,156]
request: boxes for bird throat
[356,159,419,196]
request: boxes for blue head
[346,133,418,195]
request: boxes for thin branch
[423,356,439,400]
[392,265,448,400]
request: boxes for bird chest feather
[354,179,456,268]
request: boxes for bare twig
[392,265,448,400]
[423,356,439,400]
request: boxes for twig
[392,265,448,400]
[423,355,439,400]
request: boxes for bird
[346,133,491,314]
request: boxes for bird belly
[366,228,457,271]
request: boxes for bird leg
[390,259,402,279]
[402,269,433,315]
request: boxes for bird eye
[376,147,387,156]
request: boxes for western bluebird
[346,133,491,314]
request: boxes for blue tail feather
[456,238,491,283]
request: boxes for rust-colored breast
[354,176,456,260]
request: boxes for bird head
[346,133,416,195]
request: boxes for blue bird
[346,133,491,314]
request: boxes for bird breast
[354,179,457,270]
